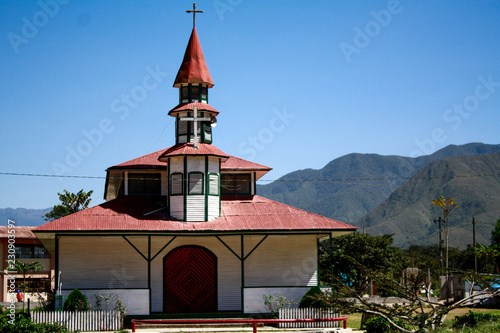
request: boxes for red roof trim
[108,147,271,173]
[168,102,219,116]
[158,143,229,160]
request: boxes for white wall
[244,235,318,287]
[59,237,148,290]
[244,287,310,313]
[61,289,149,315]
[59,234,318,314]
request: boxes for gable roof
[33,195,356,233]
[173,27,214,88]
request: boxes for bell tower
[159,9,227,222]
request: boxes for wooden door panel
[164,246,217,313]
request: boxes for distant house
[33,26,356,315]
[0,226,54,303]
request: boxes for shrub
[262,294,295,318]
[63,288,89,311]
[0,315,72,333]
[452,310,499,329]
[299,286,325,308]
[366,316,401,333]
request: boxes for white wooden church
[34,18,356,315]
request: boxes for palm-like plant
[13,260,45,310]
[473,243,500,274]
[432,195,459,270]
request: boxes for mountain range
[2,142,499,249]
[0,207,51,227]
[257,143,500,248]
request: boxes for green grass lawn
[344,307,500,331]
[346,312,363,329]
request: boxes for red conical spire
[173,27,214,88]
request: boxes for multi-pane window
[191,85,200,102]
[128,173,161,195]
[201,86,208,102]
[15,278,50,292]
[170,173,183,195]
[188,172,204,194]
[221,173,251,195]
[179,84,208,103]
[15,246,50,259]
[208,174,219,195]
[180,85,189,103]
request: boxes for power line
[0,172,104,179]
[1,172,499,182]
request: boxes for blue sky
[1,0,499,209]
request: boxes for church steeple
[162,8,225,222]
[169,24,219,146]
[173,27,214,89]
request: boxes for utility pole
[473,217,477,274]
[434,216,444,269]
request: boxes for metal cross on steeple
[186,2,203,28]
[180,106,212,149]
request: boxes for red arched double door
[163,246,217,313]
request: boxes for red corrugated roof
[109,146,271,174]
[33,195,356,233]
[222,155,271,172]
[0,226,37,239]
[158,143,229,160]
[111,148,167,169]
[168,102,219,116]
[173,28,214,88]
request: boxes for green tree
[320,233,400,294]
[473,243,500,274]
[317,252,500,332]
[10,260,45,311]
[491,218,500,246]
[44,189,93,221]
[491,218,500,272]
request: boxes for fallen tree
[317,233,500,332]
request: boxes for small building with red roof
[33,21,355,315]
[0,226,54,303]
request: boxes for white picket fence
[279,307,341,328]
[31,310,121,331]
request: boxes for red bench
[132,317,348,332]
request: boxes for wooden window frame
[207,173,219,196]
[170,173,184,196]
[188,172,204,195]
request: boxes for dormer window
[221,173,251,195]
[128,173,161,195]
[180,84,208,104]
